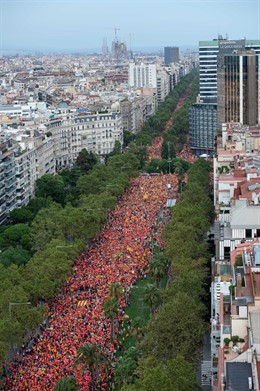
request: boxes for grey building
[164,46,179,64]
[189,103,217,156]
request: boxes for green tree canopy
[53,377,79,391]
[121,355,201,391]
[0,246,31,268]
[75,149,98,174]
[0,224,32,251]
[35,174,65,204]
[142,292,206,363]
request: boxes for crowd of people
[147,135,163,161]
[176,137,197,164]
[147,86,195,163]
[4,174,178,391]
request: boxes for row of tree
[120,159,213,391]
[161,75,199,159]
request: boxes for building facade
[199,38,260,104]
[189,102,217,156]
[47,111,123,168]
[164,46,179,64]
[128,63,157,88]
[217,51,259,126]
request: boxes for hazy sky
[1,0,260,53]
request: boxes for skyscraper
[190,37,260,155]
[164,47,179,65]
[217,50,259,126]
[199,38,260,104]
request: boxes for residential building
[211,239,260,391]
[164,46,179,64]
[46,111,123,168]
[156,68,171,105]
[0,142,16,224]
[128,63,157,89]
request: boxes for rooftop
[226,362,253,391]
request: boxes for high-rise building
[164,47,179,64]
[190,38,260,155]
[199,38,260,104]
[217,50,259,126]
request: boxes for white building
[46,111,123,168]
[128,63,157,89]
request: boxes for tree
[75,343,107,391]
[106,153,140,177]
[9,207,34,224]
[30,203,63,251]
[109,282,124,301]
[142,292,206,364]
[149,255,168,287]
[122,355,201,391]
[130,317,144,345]
[35,174,65,204]
[75,149,98,174]
[143,284,161,317]
[27,196,49,217]
[115,347,141,388]
[103,297,119,341]
[0,224,32,251]
[53,377,79,391]
[0,246,31,268]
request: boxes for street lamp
[9,302,31,317]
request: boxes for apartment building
[0,142,16,225]
[0,128,56,224]
[212,122,260,390]
[211,239,260,391]
[46,111,123,168]
[128,63,157,89]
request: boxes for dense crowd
[147,135,163,161]
[176,137,197,164]
[4,174,178,391]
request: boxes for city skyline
[1,0,260,54]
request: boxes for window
[246,229,252,239]
[224,246,230,260]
